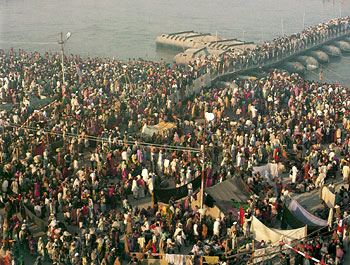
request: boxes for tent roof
[205,177,250,214]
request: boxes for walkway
[211,32,350,82]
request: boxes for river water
[1,0,350,85]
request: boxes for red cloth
[33,141,45,156]
[239,206,245,226]
[0,256,11,265]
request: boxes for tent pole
[200,115,207,221]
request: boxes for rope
[226,227,333,262]
[0,41,57,45]
[6,122,202,153]
[15,99,57,133]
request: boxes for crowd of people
[221,16,350,72]
[1,16,350,265]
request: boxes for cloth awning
[282,199,328,231]
[251,216,306,245]
[204,177,250,214]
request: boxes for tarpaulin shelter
[154,176,201,203]
[204,177,250,215]
[251,216,307,245]
[282,199,328,232]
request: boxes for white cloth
[321,186,336,208]
[270,163,279,179]
[250,216,306,245]
[137,237,145,249]
[292,166,298,184]
[166,254,175,264]
[193,223,199,236]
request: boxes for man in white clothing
[213,218,221,237]
[343,162,350,184]
[174,224,186,252]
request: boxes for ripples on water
[1,0,350,84]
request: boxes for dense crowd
[1,16,350,265]
[221,16,350,72]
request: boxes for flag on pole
[74,61,84,80]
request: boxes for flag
[75,62,83,80]
[239,206,245,226]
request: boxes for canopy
[282,199,328,231]
[205,177,250,214]
[251,216,306,245]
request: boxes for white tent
[250,216,306,245]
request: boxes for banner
[320,186,336,208]
[251,216,306,245]
[154,176,201,203]
[283,205,306,229]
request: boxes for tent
[251,216,306,245]
[204,177,250,215]
[282,199,328,231]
